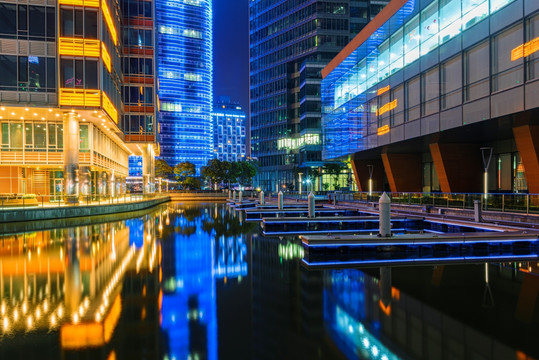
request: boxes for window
[61,59,98,88]
[28,56,46,91]
[404,15,420,65]
[439,0,460,44]
[29,6,46,40]
[441,55,462,109]
[18,5,27,32]
[1,123,8,150]
[0,56,17,90]
[422,67,439,116]
[492,24,523,92]
[34,123,46,149]
[80,124,89,150]
[390,29,404,74]
[0,4,16,37]
[392,85,404,126]
[464,40,489,101]
[10,123,23,149]
[406,76,421,121]
[528,14,539,80]
[420,1,439,56]
[462,0,488,30]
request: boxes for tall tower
[156,0,213,173]
[249,1,389,192]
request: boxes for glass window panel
[74,10,83,36]
[406,76,421,121]
[56,124,63,149]
[48,123,56,147]
[75,60,83,87]
[498,153,512,190]
[462,0,488,30]
[10,123,23,149]
[528,14,539,80]
[80,124,89,150]
[18,5,28,31]
[19,56,28,83]
[0,55,17,90]
[25,124,33,148]
[423,66,439,116]
[46,7,54,40]
[1,123,9,149]
[85,10,98,38]
[0,4,16,36]
[441,55,462,109]
[61,9,73,37]
[34,123,46,149]
[491,0,513,13]
[439,0,460,44]
[29,6,45,39]
[465,40,489,101]
[378,39,390,81]
[29,56,46,91]
[390,28,404,74]
[492,23,523,91]
[404,15,420,65]
[85,60,98,89]
[392,84,404,126]
[420,1,439,56]
[61,59,73,87]
[47,57,55,91]
[366,55,377,89]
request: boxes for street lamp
[298,172,303,195]
[480,147,493,206]
[306,178,311,192]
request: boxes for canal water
[0,202,537,360]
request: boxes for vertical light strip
[102,92,119,124]
[101,0,118,46]
[101,43,112,73]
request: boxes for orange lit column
[79,166,91,198]
[64,112,80,203]
[429,143,483,193]
[381,152,422,192]
[142,145,155,193]
[513,122,539,193]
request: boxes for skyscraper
[212,96,246,162]
[156,0,213,173]
[249,1,389,192]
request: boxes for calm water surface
[0,202,537,360]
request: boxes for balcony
[59,38,101,57]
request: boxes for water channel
[0,202,537,360]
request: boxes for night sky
[213,0,250,111]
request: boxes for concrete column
[63,112,79,203]
[381,152,422,192]
[429,143,482,193]
[79,166,91,198]
[142,144,155,194]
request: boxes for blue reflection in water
[161,209,218,360]
[324,269,400,360]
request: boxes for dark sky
[213,0,250,111]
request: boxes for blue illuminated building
[212,96,247,162]
[128,156,143,177]
[156,0,213,173]
[321,0,539,194]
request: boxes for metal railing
[0,193,169,210]
[282,191,539,214]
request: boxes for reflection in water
[0,203,538,359]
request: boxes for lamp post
[306,178,311,192]
[298,172,303,195]
[480,147,493,208]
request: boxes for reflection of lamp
[480,147,493,205]
[367,165,374,196]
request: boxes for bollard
[259,191,265,205]
[379,192,391,237]
[278,191,283,210]
[228,189,232,199]
[233,190,237,201]
[308,192,315,218]
[333,191,337,206]
[239,191,243,203]
[474,200,482,222]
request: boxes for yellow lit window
[101,43,112,73]
[101,0,118,46]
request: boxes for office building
[156,0,213,173]
[322,0,539,194]
[212,96,246,162]
[249,0,389,192]
[0,0,158,200]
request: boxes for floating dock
[245,208,361,221]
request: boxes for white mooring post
[474,199,482,222]
[259,191,265,205]
[379,192,391,237]
[232,190,237,201]
[308,192,315,218]
[278,191,283,210]
[238,191,243,203]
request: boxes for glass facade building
[322,0,539,194]
[156,0,213,173]
[211,96,246,162]
[250,0,389,192]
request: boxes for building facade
[249,0,389,192]
[212,96,246,162]
[156,0,213,173]
[322,0,539,194]
[0,0,157,200]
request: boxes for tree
[201,159,228,189]
[238,161,257,187]
[174,161,196,189]
[323,162,346,190]
[184,176,202,190]
[155,159,173,179]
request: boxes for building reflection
[324,265,539,360]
